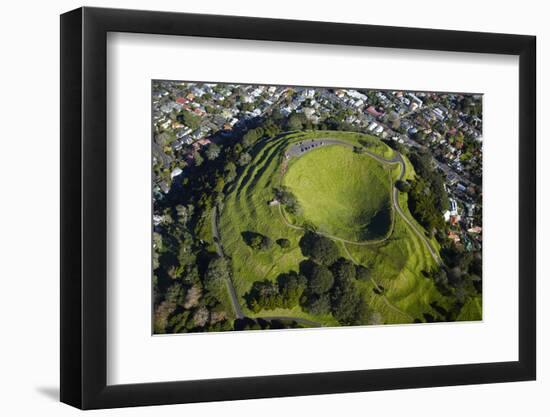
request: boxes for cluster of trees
[287,112,309,131]
[438,242,482,299]
[299,253,371,325]
[242,231,273,251]
[154,107,312,333]
[153,200,235,333]
[273,187,300,214]
[244,232,375,326]
[406,150,449,233]
[398,151,482,321]
[395,179,411,193]
[457,96,482,116]
[246,272,307,312]
[241,120,282,148]
[176,110,201,130]
[423,245,482,322]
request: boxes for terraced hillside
[217,131,452,325]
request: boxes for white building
[449,198,458,216]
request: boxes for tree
[177,237,196,270]
[276,238,291,249]
[183,285,202,309]
[205,143,221,160]
[288,113,304,131]
[165,282,186,306]
[303,293,331,315]
[193,150,204,166]
[175,204,194,224]
[274,187,299,214]
[203,256,231,300]
[249,234,264,250]
[408,178,444,232]
[246,280,282,312]
[277,271,307,308]
[155,131,176,147]
[154,300,176,334]
[353,301,371,325]
[307,263,335,295]
[242,231,272,251]
[331,258,356,284]
[224,161,237,183]
[177,110,201,130]
[262,236,273,250]
[168,310,192,333]
[214,177,225,194]
[152,232,163,270]
[395,179,410,193]
[299,232,339,265]
[355,265,371,282]
[242,127,264,148]
[192,306,210,327]
[330,279,361,325]
[237,152,251,166]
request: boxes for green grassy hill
[216,131,455,324]
[283,145,392,242]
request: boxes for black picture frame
[60,6,536,410]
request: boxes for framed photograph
[60,6,536,409]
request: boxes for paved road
[258,316,323,327]
[283,138,442,265]
[211,206,244,319]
